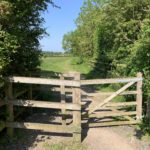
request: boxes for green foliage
[71,57,83,65]
[140,117,150,135]
[0,30,18,72]
[63,0,150,134]
[0,0,56,76]
[63,0,150,98]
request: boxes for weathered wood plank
[106,102,137,107]
[83,120,139,128]
[82,101,137,112]
[6,122,74,133]
[8,77,80,87]
[73,73,81,142]
[89,111,136,118]
[136,72,143,120]
[60,75,66,125]
[9,100,81,110]
[81,77,142,85]
[86,91,137,97]
[89,82,135,114]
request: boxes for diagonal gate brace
[89,82,135,114]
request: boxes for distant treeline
[42,51,70,57]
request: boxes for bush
[140,117,150,135]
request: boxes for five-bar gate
[0,72,143,142]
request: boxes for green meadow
[40,56,92,74]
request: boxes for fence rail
[80,77,142,85]
[8,100,81,110]
[8,76,80,87]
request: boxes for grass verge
[43,141,85,150]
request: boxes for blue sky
[40,0,83,52]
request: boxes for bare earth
[83,127,149,150]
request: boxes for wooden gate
[0,72,143,142]
[4,72,81,142]
[80,73,143,127]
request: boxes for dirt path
[4,112,150,150]
[83,127,149,150]
[84,128,134,150]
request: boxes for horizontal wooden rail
[8,77,80,87]
[83,120,139,128]
[82,102,137,111]
[8,100,81,110]
[0,121,5,132]
[86,91,137,97]
[63,92,138,100]
[106,102,137,107]
[81,77,142,85]
[89,111,136,118]
[6,122,75,133]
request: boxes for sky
[40,0,83,52]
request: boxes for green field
[40,56,92,74]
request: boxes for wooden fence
[81,72,143,127]
[0,72,143,142]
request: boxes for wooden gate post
[6,81,14,137]
[60,74,66,125]
[73,73,81,142]
[136,72,143,120]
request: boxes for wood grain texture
[81,77,142,85]
[9,100,81,110]
[73,73,81,142]
[8,76,80,87]
[136,72,143,120]
[83,120,139,128]
[6,122,75,133]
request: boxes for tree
[0,0,56,76]
[63,0,150,121]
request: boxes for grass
[43,141,85,150]
[40,56,92,74]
